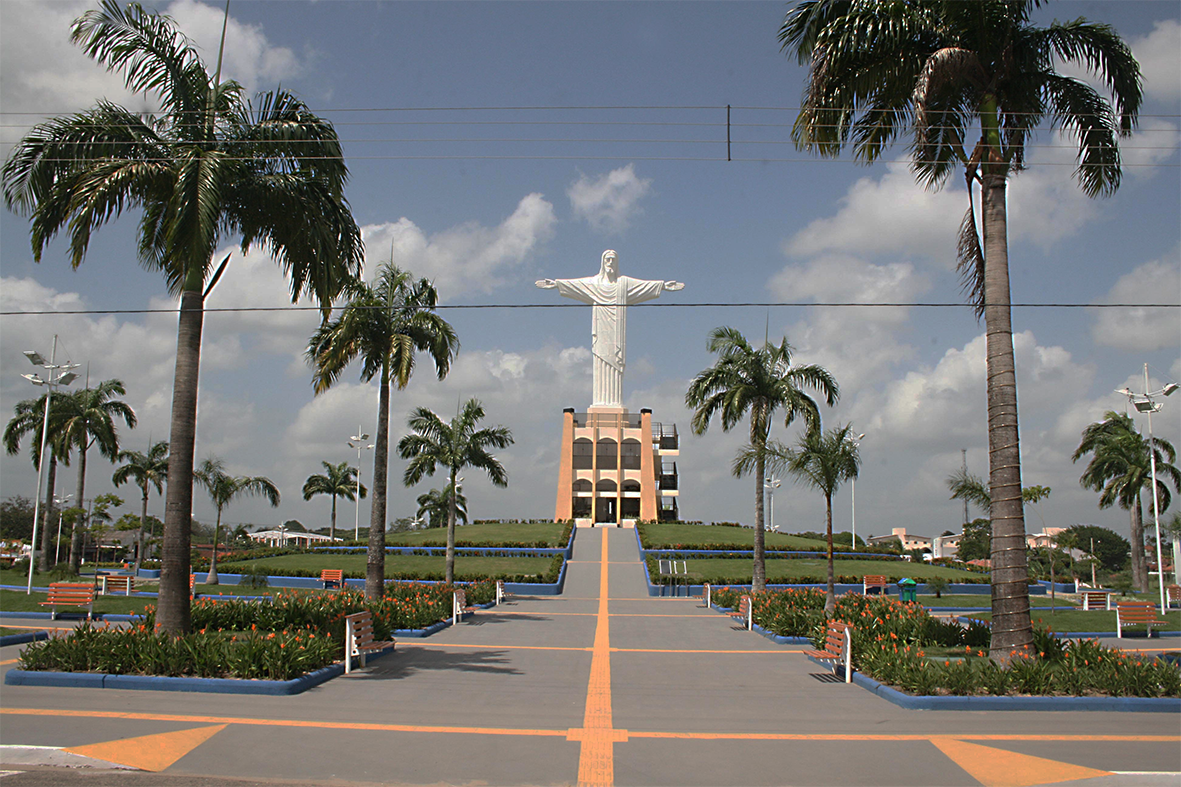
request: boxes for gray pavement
[1,526,1178,787]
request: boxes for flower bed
[713,587,1180,698]
[15,581,494,680]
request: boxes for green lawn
[666,557,984,584]
[958,608,1181,633]
[382,521,570,547]
[221,553,555,581]
[640,523,833,550]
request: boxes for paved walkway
[1,527,1178,786]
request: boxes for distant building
[248,530,339,548]
[932,533,961,559]
[866,527,932,553]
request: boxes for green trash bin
[898,578,918,602]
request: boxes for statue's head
[600,249,619,280]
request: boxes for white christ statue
[536,249,684,408]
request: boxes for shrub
[238,565,269,588]
[925,576,949,598]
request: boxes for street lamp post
[53,494,72,565]
[348,427,374,542]
[763,477,781,532]
[851,433,866,550]
[1118,366,1179,614]
[20,336,79,593]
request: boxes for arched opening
[572,438,593,470]
[621,438,642,470]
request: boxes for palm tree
[308,263,459,598]
[417,483,468,530]
[302,461,366,543]
[685,327,838,592]
[194,457,280,585]
[398,399,513,583]
[1072,411,1179,592]
[784,424,861,614]
[779,0,1141,658]
[5,393,71,570]
[2,1,362,633]
[56,380,137,571]
[112,440,169,572]
[946,468,992,515]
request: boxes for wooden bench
[1167,585,1180,608]
[863,575,889,595]
[41,582,94,620]
[321,569,344,590]
[343,611,394,673]
[803,620,853,683]
[189,573,197,599]
[1115,601,1167,638]
[452,588,476,625]
[728,594,753,630]
[702,582,712,609]
[98,574,135,596]
[1078,589,1112,611]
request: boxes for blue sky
[2,1,1178,545]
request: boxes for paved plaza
[1,527,1179,786]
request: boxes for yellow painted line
[571,526,617,787]
[930,737,1111,787]
[608,613,709,618]
[0,709,567,737]
[66,725,226,772]
[612,648,803,654]
[0,625,53,631]
[3,710,1176,744]
[490,610,597,616]
[419,643,592,652]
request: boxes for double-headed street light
[1117,365,1179,614]
[21,336,80,593]
[348,427,374,542]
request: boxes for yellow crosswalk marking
[64,724,227,772]
[931,737,1112,787]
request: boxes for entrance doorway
[595,497,616,523]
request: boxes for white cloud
[1133,19,1181,104]
[782,162,965,264]
[568,164,653,234]
[1090,249,1181,351]
[363,193,556,297]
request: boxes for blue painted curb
[832,662,1181,713]
[0,611,146,623]
[0,631,49,646]
[4,644,396,695]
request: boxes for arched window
[621,438,642,469]
[573,438,593,470]
[596,479,617,493]
[572,479,592,494]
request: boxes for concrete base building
[553,406,679,527]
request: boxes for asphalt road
[1,527,1178,786]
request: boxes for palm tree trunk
[979,147,1033,659]
[40,455,57,571]
[1130,496,1147,591]
[206,509,221,585]
[69,440,88,572]
[446,469,457,584]
[135,486,148,573]
[329,494,337,543]
[752,451,766,593]
[158,289,204,634]
[366,374,390,600]
[824,493,835,615]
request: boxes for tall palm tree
[302,461,366,543]
[112,440,169,572]
[785,424,861,614]
[5,393,71,570]
[2,1,362,633]
[1072,411,1179,591]
[685,327,838,592]
[398,399,513,583]
[308,263,459,598]
[779,0,1141,657]
[56,380,137,571]
[194,457,280,585]
[417,483,468,530]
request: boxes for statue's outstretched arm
[663,281,685,291]
[535,279,558,289]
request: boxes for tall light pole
[763,477,781,532]
[851,432,866,550]
[20,336,79,593]
[1118,367,1179,614]
[348,427,374,542]
[53,494,72,565]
